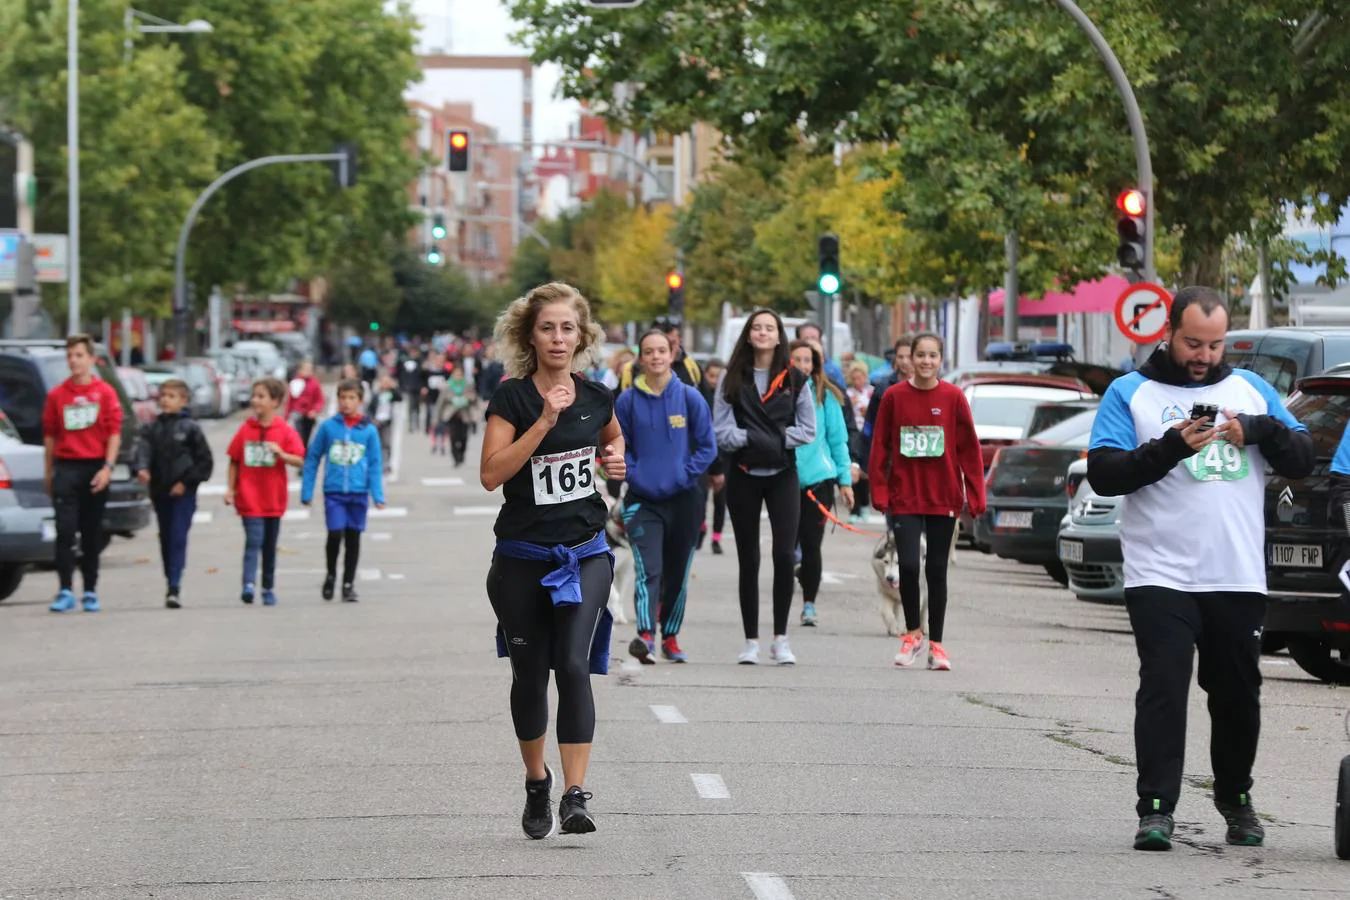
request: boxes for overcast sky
[404,0,580,145]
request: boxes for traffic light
[666,271,685,316]
[447,130,470,172]
[1116,188,1146,273]
[817,234,841,295]
[426,245,443,266]
[369,321,380,332]
[431,212,447,240]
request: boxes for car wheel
[1286,636,1350,685]
[1044,560,1069,586]
[1260,633,1288,655]
[0,564,24,601]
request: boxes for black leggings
[325,528,361,584]
[726,467,800,639]
[797,481,835,605]
[891,514,956,642]
[486,552,612,744]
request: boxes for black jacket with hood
[134,411,215,497]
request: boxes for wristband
[102,461,113,471]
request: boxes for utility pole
[67,0,81,334]
[1004,231,1019,343]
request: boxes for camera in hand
[1190,401,1220,430]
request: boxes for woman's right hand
[538,384,574,429]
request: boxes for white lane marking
[388,573,405,580]
[453,506,498,516]
[691,773,730,799]
[358,568,382,582]
[369,506,408,518]
[742,873,795,900]
[421,477,465,487]
[191,511,214,525]
[650,705,687,724]
[282,509,311,521]
[1260,658,1291,666]
[820,571,858,586]
[369,532,393,541]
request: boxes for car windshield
[968,385,1085,431]
[1286,386,1350,462]
[1029,409,1097,448]
[1226,350,1302,398]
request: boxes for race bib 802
[243,441,276,468]
[530,446,597,506]
[900,425,945,458]
[63,402,99,432]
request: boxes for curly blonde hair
[493,282,604,378]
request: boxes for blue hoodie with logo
[301,414,386,504]
[615,374,718,501]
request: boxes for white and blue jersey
[1090,368,1305,594]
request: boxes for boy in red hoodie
[226,377,305,606]
[286,360,325,448]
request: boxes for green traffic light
[818,273,841,295]
[431,225,447,240]
[369,322,379,332]
[426,249,443,265]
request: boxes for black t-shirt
[486,374,612,545]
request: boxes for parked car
[206,349,253,407]
[1026,398,1100,439]
[117,366,158,425]
[1262,366,1350,683]
[963,375,1096,472]
[230,340,288,380]
[0,431,58,601]
[973,408,1097,583]
[0,340,151,541]
[186,356,231,417]
[1226,327,1350,398]
[1057,463,1125,604]
[143,362,215,419]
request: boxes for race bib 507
[900,425,945,458]
[530,446,596,506]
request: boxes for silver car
[0,428,56,601]
[1057,458,1125,603]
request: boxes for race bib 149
[63,402,99,432]
[900,425,945,458]
[243,441,276,468]
[1183,438,1249,482]
[530,446,597,506]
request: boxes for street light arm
[481,139,668,190]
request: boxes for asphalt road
[4,404,1350,899]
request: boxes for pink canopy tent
[989,275,1130,316]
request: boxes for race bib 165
[530,446,597,506]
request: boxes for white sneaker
[770,636,796,665]
[738,639,760,665]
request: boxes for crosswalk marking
[742,873,795,900]
[453,506,498,516]
[369,506,408,518]
[650,705,687,724]
[691,773,730,799]
[191,511,213,525]
[282,509,311,521]
[420,477,465,487]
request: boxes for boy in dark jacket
[134,378,214,608]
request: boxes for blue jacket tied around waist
[493,531,614,675]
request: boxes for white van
[230,340,288,380]
[714,314,853,364]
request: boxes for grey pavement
[4,405,1350,899]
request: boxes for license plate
[995,510,1034,529]
[1267,543,1322,568]
[41,519,55,542]
[1059,539,1084,563]
[112,463,131,481]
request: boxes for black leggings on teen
[797,481,835,605]
[486,552,612,744]
[891,514,957,641]
[325,529,361,584]
[726,467,800,639]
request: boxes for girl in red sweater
[868,333,985,671]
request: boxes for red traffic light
[666,272,684,290]
[449,131,469,150]
[1116,189,1146,218]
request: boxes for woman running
[869,332,984,671]
[480,282,626,839]
[615,329,718,664]
[789,340,854,628]
[713,309,816,665]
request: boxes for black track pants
[52,459,108,593]
[726,467,799,639]
[890,514,956,641]
[797,481,835,605]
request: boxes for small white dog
[604,498,633,625]
[871,523,957,636]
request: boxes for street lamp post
[123,8,214,61]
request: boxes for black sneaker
[241,585,255,605]
[342,583,358,602]
[628,633,655,665]
[1216,795,1265,846]
[522,765,555,840]
[322,575,335,601]
[165,588,181,610]
[559,785,596,835]
[1133,813,1174,850]
[711,540,723,555]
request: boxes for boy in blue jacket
[301,380,386,602]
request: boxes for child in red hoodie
[869,332,985,672]
[226,377,305,606]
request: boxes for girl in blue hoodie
[789,340,854,627]
[301,380,386,602]
[614,329,719,663]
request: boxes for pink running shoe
[928,641,952,671]
[894,632,926,667]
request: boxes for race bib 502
[328,441,365,467]
[900,425,945,458]
[1183,439,1249,482]
[243,441,276,468]
[530,446,596,506]
[63,402,99,432]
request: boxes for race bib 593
[1183,439,1249,482]
[243,441,276,468]
[530,446,596,506]
[328,441,365,467]
[900,425,945,458]
[63,403,99,432]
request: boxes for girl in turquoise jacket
[789,340,854,627]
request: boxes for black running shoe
[322,575,335,601]
[559,785,595,835]
[629,633,655,665]
[1133,813,1174,850]
[1216,795,1265,846]
[522,765,555,839]
[711,540,723,555]
[342,583,358,603]
[165,588,181,610]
